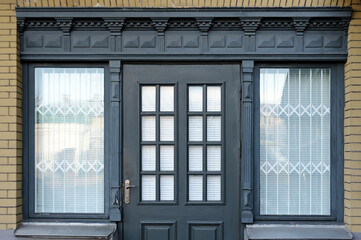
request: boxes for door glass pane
[207,116,221,141]
[189,175,203,201]
[142,116,156,141]
[142,86,156,112]
[189,146,203,171]
[35,68,104,213]
[207,86,221,112]
[142,175,156,201]
[160,175,174,201]
[207,175,221,201]
[160,86,174,112]
[160,145,174,171]
[189,116,203,141]
[207,146,221,171]
[160,116,174,141]
[142,146,156,171]
[189,86,203,112]
[260,68,330,215]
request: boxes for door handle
[124,180,135,204]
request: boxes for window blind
[35,68,104,214]
[260,68,330,215]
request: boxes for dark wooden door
[123,64,241,240]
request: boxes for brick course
[0,0,358,233]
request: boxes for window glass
[260,68,330,215]
[140,85,175,202]
[35,68,104,214]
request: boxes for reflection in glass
[189,146,203,171]
[142,146,156,171]
[189,86,203,112]
[142,86,156,112]
[35,68,104,213]
[260,68,330,215]
[189,175,203,201]
[189,116,203,141]
[160,175,174,201]
[207,146,221,171]
[142,116,156,141]
[160,86,174,112]
[160,145,174,171]
[207,116,221,141]
[142,175,156,201]
[207,175,221,201]
[160,116,174,141]
[207,86,221,112]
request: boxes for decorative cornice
[152,18,169,35]
[260,20,293,28]
[213,20,242,28]
[56,18,73,35]
[124,20,152,28]
[168,20,197,28]
[292,18,310,35]
[17,18,26,35]
[196,18,213,35]
[341,17,351,36]
[73,20,104,28]
[104,18,125,35]
[240,18,261,36]
[19,17,349,33]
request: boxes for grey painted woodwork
[16,8,350,61]
[122,64,241,240]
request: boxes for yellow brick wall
[0,0,22,231]
[345,1,361,233]
[0,0,358,232]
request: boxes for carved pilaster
[196,18,213,53]
[104,18,125,52]
[56,18,73,52]
[293,18,310,52]
[152,18,169,52]
[109,60,122,221]
[241,60,254,224]
[240,18,261,52]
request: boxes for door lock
[124,180,136,204]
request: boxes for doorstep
[245,224,353,240]
[14,222,117,239]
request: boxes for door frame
[18,8,350,239]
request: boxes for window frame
[253,63,344,222]
[23,63,111,220]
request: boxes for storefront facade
[0,0,360,239]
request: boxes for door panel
[123,64,240,240]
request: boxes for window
[255,65,343,219]
[29,66,107,216]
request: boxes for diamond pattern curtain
[260,68,330,215]
[35,68,104,213]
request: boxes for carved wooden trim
[109,60,122,221]
[241,60,254,224]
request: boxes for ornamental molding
[240,18,261,36]
[16,10,350,58]
[17,17,348,34]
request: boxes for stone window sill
[245,224,353,240]
[14,222,117,239]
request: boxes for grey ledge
[245,224,353,240]
[14,222,117,239]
